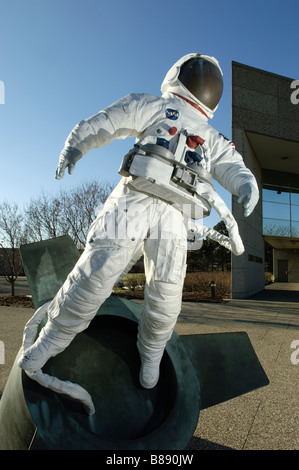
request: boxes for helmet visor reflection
[178,58,223,110]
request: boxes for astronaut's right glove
[55,146,83,180]
[237,182,259,217]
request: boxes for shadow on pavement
[248,283,299,303]
[186,436,234,450]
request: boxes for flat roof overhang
[246,132,299,175]
[264,235,299,249]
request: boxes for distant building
[231,62,299,298]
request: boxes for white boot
[139,356,162,389]
[137,332,166,389]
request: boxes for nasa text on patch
[166,108,179,120]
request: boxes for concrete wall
[231,61,299,142]
[231,61,299,297]
[231,63,263,297]
[231,131,264,298]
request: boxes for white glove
[237,182,259,217]
[55,146,83,180]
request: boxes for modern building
[231,62,299,298]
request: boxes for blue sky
[0,0,298,229]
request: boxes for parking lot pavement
[0,276,31,296]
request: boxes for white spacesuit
[18,53,259,398]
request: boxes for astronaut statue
[18,53,259,403]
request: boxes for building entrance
[278,259,288,282]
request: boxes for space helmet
[161,53,223,119]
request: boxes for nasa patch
[166,108,179,120]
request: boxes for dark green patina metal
[0,236,269,450]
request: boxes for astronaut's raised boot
[18,320,75,373]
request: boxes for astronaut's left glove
[55,146,83,180]
[237,182,259,217]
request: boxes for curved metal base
[0,300,200,450]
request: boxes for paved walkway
[0,282,298,450]
[176,283,299,450]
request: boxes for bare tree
[24,179,115,248]
[0,201,28,295]
[24,191,69,242]
[0,180,114,295]
[61,180,115,248]
[263,222,298,237]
